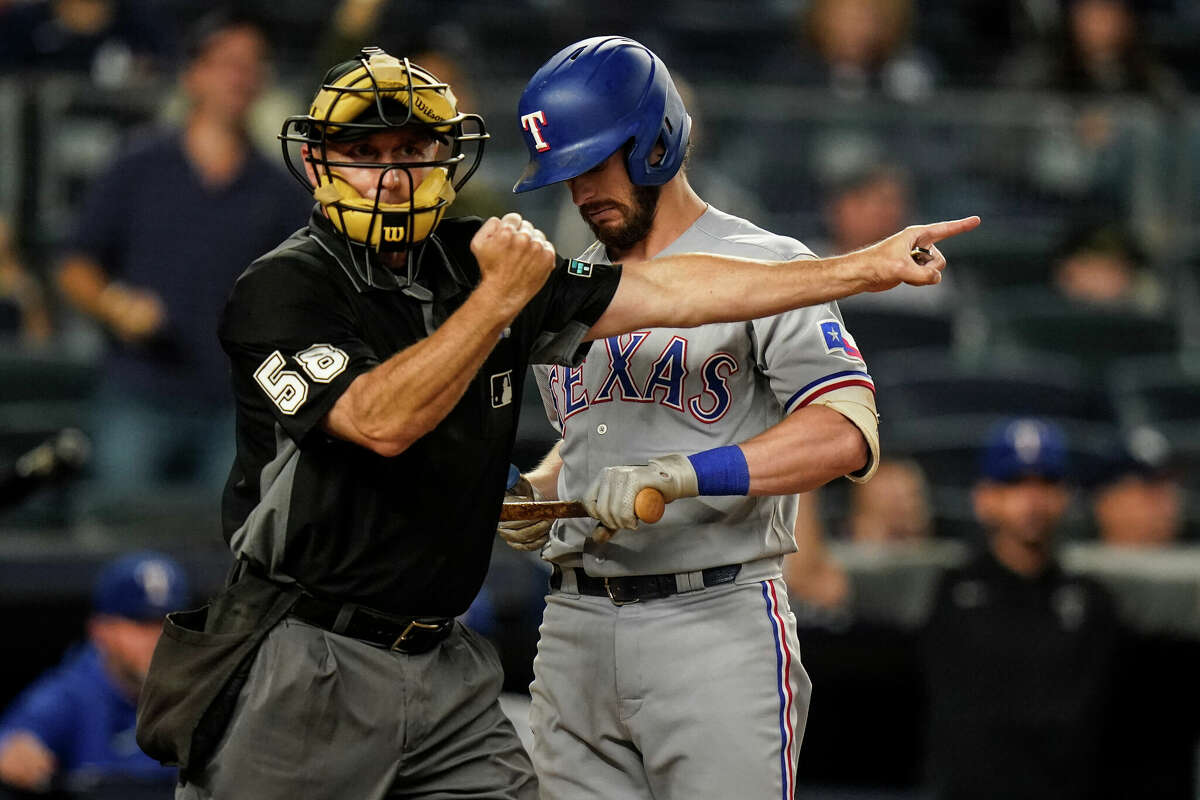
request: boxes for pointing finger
[913,216,981,247]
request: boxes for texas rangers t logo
[521,110,550,151]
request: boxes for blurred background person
[1051,221,1163,310]
[0,551,189,794]
[817,162,954,312]
[0,0,170,87]
[771,0,937,103]
[846,457,934,544]
[920,418,1120,800]
[54,9,309,506]
[784,490,850,610]
[1091,426,1184,547]
[999,0,1185,106]
[0,216,52,344]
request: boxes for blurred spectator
[845,457,933,543]
[410,48,509,222]
[1000,0,1185,106]
[820,162,953,311]
[0,216,52,343]
[784,490,850,609]
[771,0,937,103]
[54,10,310,504]
[921,418,1120,800]
[916,0,1060,88]
[0,551,189,793]
[996,1,1183,224]
[0,0,169,87]
[1050,222,1162,310]
[1091,426,1183,547]
[820,163,911,256]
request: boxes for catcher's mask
[513,36,691,193]
[281,47,487,272]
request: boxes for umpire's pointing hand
[855,216,981,293]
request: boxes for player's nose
[566,175,594,206]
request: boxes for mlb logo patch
[818,319,863,362]
[491,370,514,408]
[567,259,593,278]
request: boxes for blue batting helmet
[513,36,692,193]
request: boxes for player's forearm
[327,286,519,455]
[525,441,563,500]
[740,405,868,495]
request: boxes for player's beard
[579,183,661,255]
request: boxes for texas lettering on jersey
[544,332,741,427]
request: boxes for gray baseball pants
[529,574,811,800]
[177,617,536,800]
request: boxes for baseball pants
[529,575,810,800]
[177,617,536,800]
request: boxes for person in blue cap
[0,551,189,793]
[920,418,1120,800]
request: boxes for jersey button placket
[597,423,607,435]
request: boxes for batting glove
[498,474,552,551]
[583,454,699,537]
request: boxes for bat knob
[634,488,665,524]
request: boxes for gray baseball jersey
[534,205,874,577]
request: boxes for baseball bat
[499,487,665,524]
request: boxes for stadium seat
[1107,354,1200,492]
[980,288,1179,376]
[872,348,1105,422]
[838,308,955,356]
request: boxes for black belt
[551,564,741,605]
[290,592,454,654]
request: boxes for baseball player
[138,47,974,800]
[503,37,935,799]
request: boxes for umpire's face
[303,128,443,208]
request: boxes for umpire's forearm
[587,251,869,339]
[323,287,517,456]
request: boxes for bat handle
[634,488,665,523]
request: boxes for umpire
[134,46,973,800]
[136,47,598,800]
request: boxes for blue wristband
[686,446,750,496]
[506,464,521,490]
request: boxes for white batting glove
[583,454,699,537]
[498,474,552,552]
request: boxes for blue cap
[980,418,1068,482]
[92,551,190,621]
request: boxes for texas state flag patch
[818,319,863,362]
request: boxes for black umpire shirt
[920,546,1120,800]
[218,209,620,617]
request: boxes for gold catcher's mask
[280,47,488,253]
